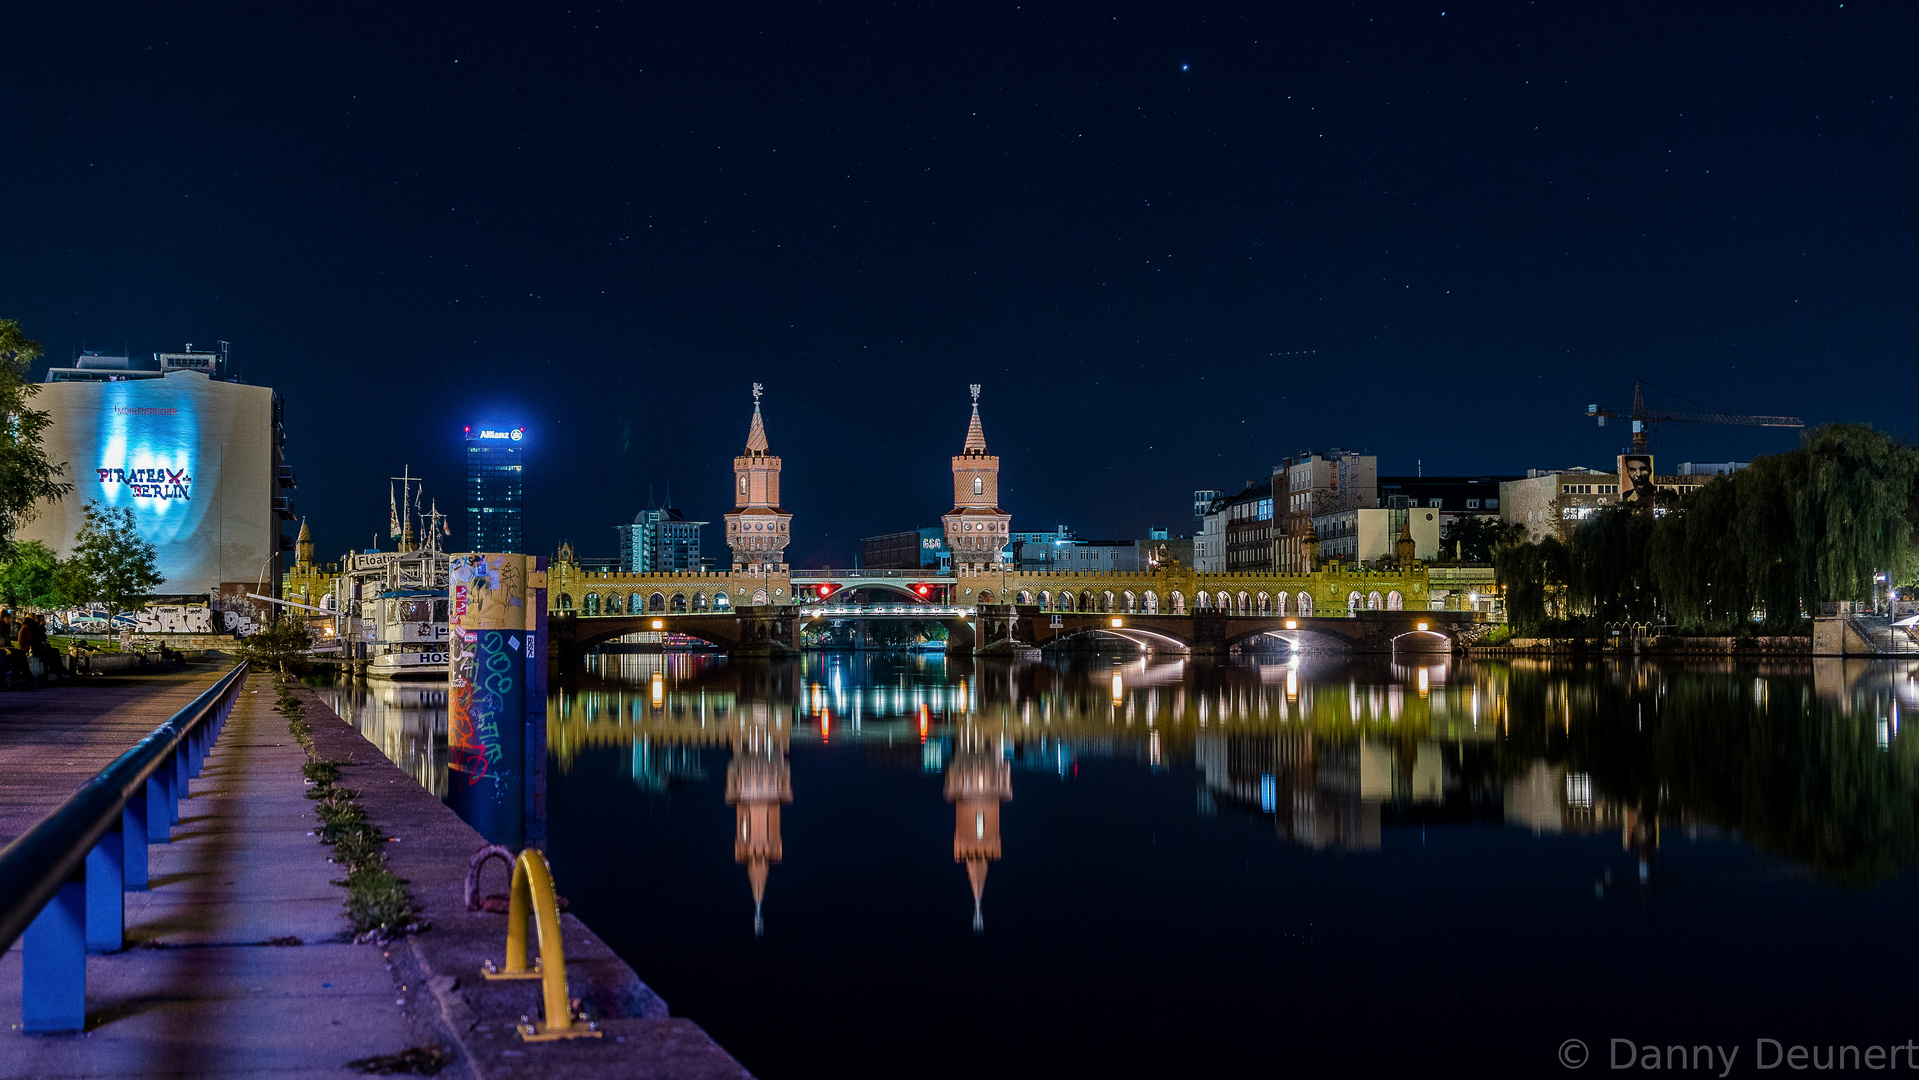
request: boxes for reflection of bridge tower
[724,384,793,574]
[724,710,791,935]
[942,385,1011,576]
[944,727,1012,932]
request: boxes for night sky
[5,2,1914,566]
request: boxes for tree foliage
[242,613,315,672]
[1440,516,1514,562]
[64,501,165,616]
[0,540,74,610]
[0,319,74,555]
[1491,425,1919,634]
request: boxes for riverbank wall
[1469,636,1812,658]
[286,683,753,1080]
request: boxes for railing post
[146,773,170,842]
[84,826,124,954]
[123,799,149,889]
[169,744,186,825]
[22,871,87,1033]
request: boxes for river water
[315,652,1919,1077]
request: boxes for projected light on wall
[95,389,214,555]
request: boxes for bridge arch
[1389,628,1454,654]
[1040,625,1194,653]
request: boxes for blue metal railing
[0,661,250,1033]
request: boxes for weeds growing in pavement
[273,677,425,941]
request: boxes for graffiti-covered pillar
[447,553,532,848]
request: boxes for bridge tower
[944,727,1012,932]
[724,384,793,573]
[942,384,1010,575]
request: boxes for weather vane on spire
[752,382,764,403]
[969,383,981,407]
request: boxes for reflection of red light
[919,704,928,741]
[821,710,830,742]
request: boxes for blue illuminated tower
[464,425,525,553]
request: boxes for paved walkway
[0,667,431,1078]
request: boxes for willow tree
[1571,505,1661,626]
[1493,532,1569,635]
[1794,425,1919,604]
[0,320,73,555]
[1734,451,1810,629]
[1649,476,1751,633]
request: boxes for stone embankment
[287,683,754,1080]
[1470,636,1811,657]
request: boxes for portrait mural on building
[1618,454,1653,508]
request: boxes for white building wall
[16,370,277,598]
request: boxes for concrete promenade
[0,665,430,1077]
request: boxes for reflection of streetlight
[650,672,664,708]
[1111,671,1124,703]
[1417,667,1430,696]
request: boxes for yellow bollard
[480,849,603,1042]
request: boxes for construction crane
[1587,380,1804,452]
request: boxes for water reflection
[310,679,449,797]
[550,653,1919,899]
[313,650,1919,1075]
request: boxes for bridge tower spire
[942,385,1010,575]
[725,384,792,575]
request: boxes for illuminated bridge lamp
[1110,617,1123,628]
[1285,620,1297,630]
[1417,622,1428,632]
[651,619,664,630]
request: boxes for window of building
[973,476,983,496]
[1428,498,1443,508]
[1465,498,1480,509]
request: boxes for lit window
[973,476,983,496]
[1466,499,1480,509]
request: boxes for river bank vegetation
[1493,425,1919,637]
